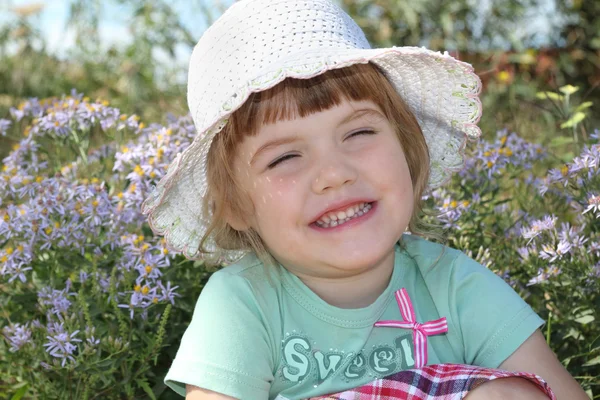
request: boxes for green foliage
[340,0,540,51]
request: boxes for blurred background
[1,0,598,156]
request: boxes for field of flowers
[0,91,598,399]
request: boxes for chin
[320,243,394,269]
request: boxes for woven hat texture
[141,0,483,264]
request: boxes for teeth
[315,202,372,228]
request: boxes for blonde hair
[203,63,448,265]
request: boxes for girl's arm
[186,385,239,400]
[498,329,589,400]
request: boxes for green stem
[546,311,552,345]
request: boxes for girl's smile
[231,98,414,304]
[311,200,376,230]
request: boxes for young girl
[141,0,588,399]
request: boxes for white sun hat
[141,0,482,265]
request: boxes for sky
[1,0,564,67]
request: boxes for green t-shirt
[164,234,544,399]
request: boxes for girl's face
[232,99,414,280]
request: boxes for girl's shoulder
[203,252,283,304]
[399,233,500,289]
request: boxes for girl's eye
[267,153,299,169]
[346,129,376,139]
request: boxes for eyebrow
[249,107,383,166]
[339,108,384,126]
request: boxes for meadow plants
[0,92,598,399]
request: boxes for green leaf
[575,101,593,112]
[560,152,574,163]
[574,315,595,324]
[136,379,157,400]
[583,354,600,366]
[559,84,579,95]
[560,112,586,128]
[11,383,29,400]
[96,359,114,368]
[536,91,563,101]
[548,136,574,147]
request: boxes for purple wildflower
[539,239,573,262]
[520,215,558,243]
[3,323,33,352]
[0,119,11,136]
[527,266,561,286]
[43,326,81,367]
[583,193,600,217]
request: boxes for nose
[311,152,358,194]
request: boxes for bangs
[227,63,396,138]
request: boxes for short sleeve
[164,271,274,399]
[447,251,545,368]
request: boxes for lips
[315,202,374,228]
[310,199,375,225]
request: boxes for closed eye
[267,153,299,169]
[346,129,377,139]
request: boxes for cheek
[247,178,301,226]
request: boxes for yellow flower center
[497,71,511,83]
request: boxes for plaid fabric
[309,363,556,400]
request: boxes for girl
[141,0,588,399]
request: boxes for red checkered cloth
[309,363,556,400]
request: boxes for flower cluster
[0,92,194,371]
[515,130,600,284]
[425,129,548,231]
[425,127,600,297]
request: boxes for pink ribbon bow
[374,288,448,368]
